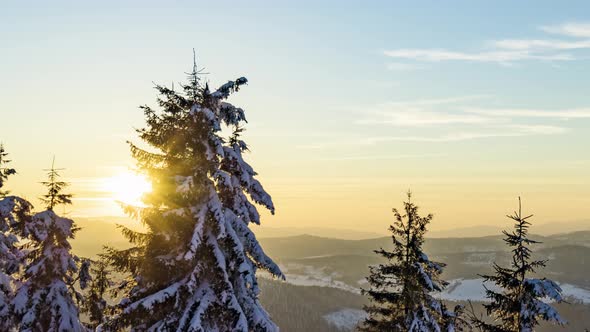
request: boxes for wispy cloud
[295,95,585,150]
[295,143,328,150]
[507,124,569,135]
[385,21,590,66]
[464,107,590,119]
[384,49,572,64]
[386,62,424,71]
[384,95,490,106]
[541,22,590,38]
[358,109,490,126]
[318,153,445,161]
[357,95,492,127]
[361,125,568,144]
[490,39,590,51]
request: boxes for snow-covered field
[323,309,367,330]
[316,279,590,331]
[279,273,361,294]
[436,278,590,304]
[434,278,500,302]
[259,263,361,294]
[263,264,590,305]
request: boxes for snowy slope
[265,264,590,305]
[436,278,590,304]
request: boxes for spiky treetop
[361,192,463,332]
[40,158,73,211]
[103,61,282,331]
[476,198,565,332]
[0,143,17,197]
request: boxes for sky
[1,1,590,235]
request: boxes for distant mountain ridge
[71,216,589,243]
[428,219,590,238]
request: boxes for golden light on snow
[101,171,152,206]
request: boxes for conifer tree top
[0,143,17,197]
[473,198,566,332]
[361,192,465,331]
[39,157,72,211]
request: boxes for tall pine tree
[13,161,89,332]
[0,145,33,330]
[361,192,464,332]
[103,58,283,331]
[473,198,565,332]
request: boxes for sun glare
[102,171,152,206]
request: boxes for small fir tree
[361,192,464,332]
[473,198,566,332]
[103,57,282,331]
[13,162,89,332]
[39,157,73,210]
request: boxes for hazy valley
[71,218,590,331]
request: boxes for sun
[102,171,152,206]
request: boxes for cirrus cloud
[541,22,590,38]
[385,21,590,66]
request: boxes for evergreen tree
[13,162,89,332]
[0,145,33,330]
[39,157,73,210]
[0,143,17,197]
[103,58,283,331]
[82,257,112,329]
[360,192,464,332]
[473,198,565,332]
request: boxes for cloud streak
[385,21,590,65]
[311,95,587,149]
[357,96,493,127]
[384,49,572,64]
[361,124,568,144]
[464,108,590,119]
[358,109,490,126]
[541,22,590,38]
[318,153,446,161]
[386,62,425,71]
[491,39,590,51]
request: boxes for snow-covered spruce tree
[360,192,465,332]
[103,60,283,331]
[0,145,33,330]
[473,198,565,332]
[13,162,89,332]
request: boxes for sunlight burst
[102,171,152,206]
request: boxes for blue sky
[1,1,590,232]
